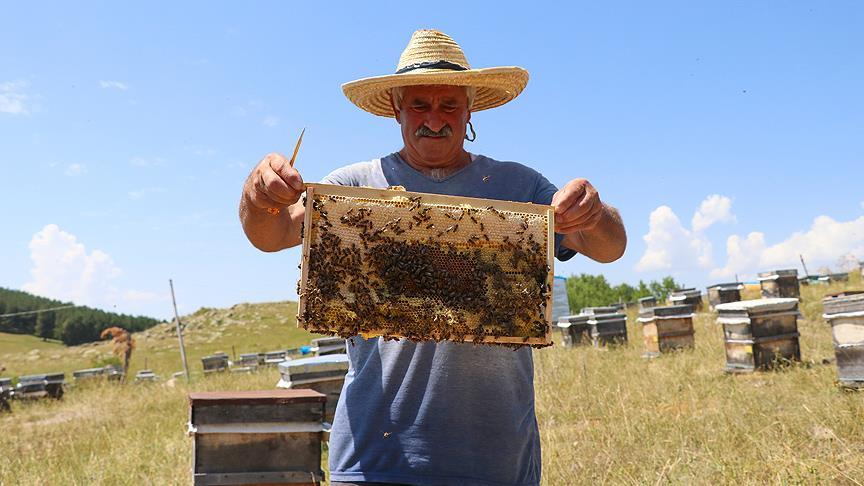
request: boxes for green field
[1,279,863,484]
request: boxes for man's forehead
[402,85,468,99]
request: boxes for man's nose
[422,113,447,132]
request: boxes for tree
[35,311,56,341]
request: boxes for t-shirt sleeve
[533,173,578,262]
[320,166,355,186]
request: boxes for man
[240,30,626,486]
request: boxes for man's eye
[411,103,428,111]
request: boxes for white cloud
[128,187,165,200]
[692,194,736,232]
[23,224,122,307]
[635,206,713,272]
[262,115,280,127]
[64,163,86,176]
[635,194,737,273]
[184,145,217,157]
[122,290,164,303]
[712,214,864,278]
[0,80,30,115]
[99,80,128,91]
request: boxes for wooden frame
[298,183,555,347]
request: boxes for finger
[258,168,299,205]
[555,195,597,226]
[246,184,285,210]
[551,182,586,215]
[557,207,604,233]
[559,197,600,226]
[269,156,306,193]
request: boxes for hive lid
[638,304,693,319]
[823,291,864,316]
[715,298,798,315]
[580,306,618,315]
[707,282,744,291]
[588,313,626,323]
[638,296,656,302]
[758,269,798,280]
[189,389,326,406]
[0,377,12,385]
[278,354,349,375]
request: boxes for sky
[1,2,862,320]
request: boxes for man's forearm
[561,204,626,263]
[239,194,304,252]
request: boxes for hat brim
[341,66,529,118]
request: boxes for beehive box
[297,183,555,348]
[638,296,657,311]
[823,291,864,388]
[715,298,801,372]
[669,289,704,311]
[202,354,229,374]
[637,305,695,357]
[277,354,349,423]
[15,373,65,400]
[706,283,744,309]
[758,269,800,299]
[589,313,628,346]
[311,336,346,356]
[188,390,326,485]
[556,315,592,347]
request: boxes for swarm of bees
[297,184,554,348]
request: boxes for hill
[0,300,324,378]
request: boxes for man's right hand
[239,153,307,252]
[243,152,306,211]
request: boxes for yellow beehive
[297,183,555,348]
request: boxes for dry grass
[2,278,863,484]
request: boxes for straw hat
[342,29,529,118]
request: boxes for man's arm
[239,152,306,252]
[551,179,627,263]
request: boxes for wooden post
[169,279,191,383]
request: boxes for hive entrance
[297,183,554,348]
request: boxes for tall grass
[2,278,863,484]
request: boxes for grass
[2,278,863,484]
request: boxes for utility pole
[169,279,191,383]
[799,254,810,277]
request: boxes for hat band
[395,60,468,74]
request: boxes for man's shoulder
[475,154,543,180]
[321,158,384,186]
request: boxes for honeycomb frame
[297,183,555,348]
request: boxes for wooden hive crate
[0,378,11,412]
[297,183,555,348]
[202,353,229,374]
[588,313,628,346]
[715,298,801,373]
[16,373,65,400]
[823,291,864,389]
[188,390,326,485]
[277,354,349,423]
[638,296,657,311]
[706,283,744,309]
[310,337,346,356]
[669,289,704,311]
[556,315,592,347]
[72,367,106,382]
[637,305,695,357]
[758,269,800,299]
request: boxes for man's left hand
[551,178,604,234]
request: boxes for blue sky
[1,2,862,319]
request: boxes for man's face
[393,85,471,166]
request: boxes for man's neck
[398,149,472,181]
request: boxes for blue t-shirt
[323,152,575,486]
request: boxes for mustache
[415,125,452,138]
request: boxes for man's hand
[551,178,603,234]
[242,152,306,211]
[551,178,626,263]
[239,153,307,252]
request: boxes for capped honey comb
[297,183,555,348]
